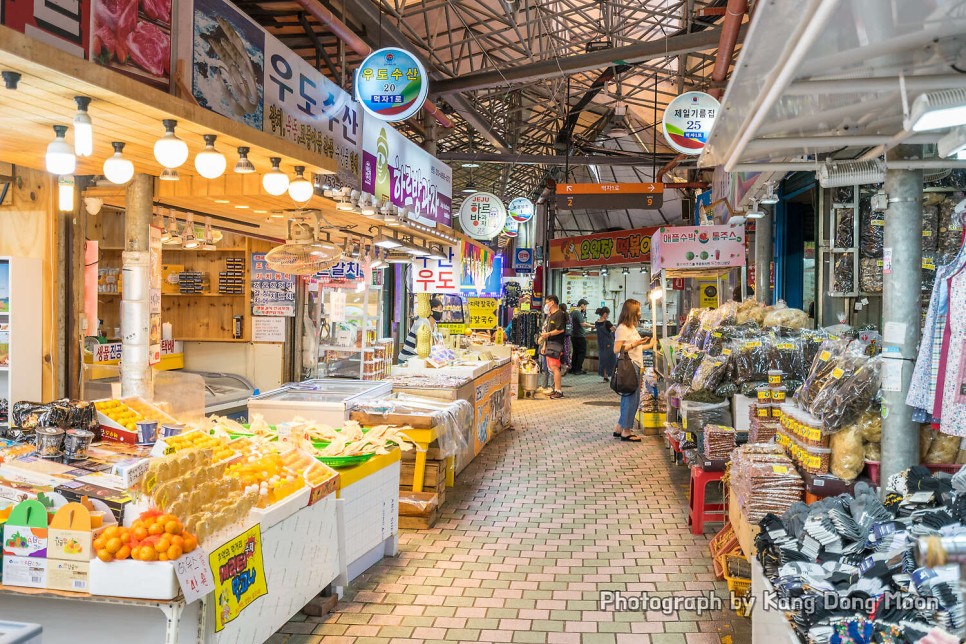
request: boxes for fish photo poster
[90,0,172,88]
[191,0,265,129]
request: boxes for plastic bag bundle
[938,195,964,266]
[833,186,854,204]
[735,335,773,384]
[763,307,810,330]
[835,208,854,248]
[670,348,705,384]
[859,201,885,258]
[737,299,767,326]
[833,254,854,293]
[859,258,883,293]
[853,411,882,443]
[819,356,882,432]
[921,427,963,464]
[691,354,731,394]
[768,337,807,381]
[922,204,940,253]
[800,329,830,367]
[704,323,757,356]
[797,338,851,409]
[804,344,870,421]
[681,399,732,434]
[830,425,865,481]
[864,442,881,461]
[678,308,706,344]
[730,444,804,522]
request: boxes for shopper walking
[538,295,568,399]
[613,299,654,441]
[560,303,573,376]
[595,306,616,382]
[570,299,592,375]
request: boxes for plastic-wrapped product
[763,307,810,330]
[678,308,706,344]
[938,195,964,266]
[800,329,830,367]
[854,411,882,443]
[797,338,851,410]
[859,202,885,258]
[859,258,883,293]
[820,356,882,432]
[864,441,881,461]
[922,252,937,293]
[691,354,731,394]
[681,399,732,433]
[805,345,869,422]
[835,208,854,248]
[670,348,705,384]
[736,298,764,325]
[704,424,738,460]
[922,204,940,253]
[833,186,854,204]
[833,254,854,293]
[735,335,773,384]
[768,337,807,382]
[922,427,963,464]
[729,443,804,522]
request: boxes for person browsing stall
[538,295,568,399]
[398,297,444,362]
[570,299,593,375]
[612,299,655,441]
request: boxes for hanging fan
[265,218,343,275]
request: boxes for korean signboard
[502,218,518,238]
[361,115,452,227]
[458,192,506,241]
[549,226,659,269]
[313,260,364,287]
[251,252,296,316]
[412,245,460,294]
[355,47,428,123]
[3,0,90,58]
[556,183,664,211]
[508,197,534,223]
[467,298,498,330]
[184,0,362,188]
[460,241,494,294]
[209,524,267,631]
[512,248,533,274]
[662,91,721,156]
[650,225,746,274]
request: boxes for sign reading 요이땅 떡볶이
[549,227,660,269]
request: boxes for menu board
[562,272,604,309]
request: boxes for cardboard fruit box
[95,397,177,445]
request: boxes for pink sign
[650,225,746,274]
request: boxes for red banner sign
[3,0,90,58]
[549,227,660,269]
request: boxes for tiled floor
[274,375,752,644]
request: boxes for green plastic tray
[315,453,375,468]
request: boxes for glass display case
[307,281,391,380]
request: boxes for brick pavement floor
[273,375,753,644]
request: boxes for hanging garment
[939,265,966,436]
[934,261,966,423]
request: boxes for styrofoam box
[250,486,311,530]
[89,558,179,600]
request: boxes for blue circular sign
[508,197,534,223]
[503,218,519,237]
[355,47,429,123]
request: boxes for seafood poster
[90,0,171,88]
[191,0,264,129]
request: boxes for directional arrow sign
[556,183,664,210]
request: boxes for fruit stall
[0,397,417,643]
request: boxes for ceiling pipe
[735,160,966,172]
[439,152,678,166]
[785,74,966,95]
[293,0,454,129]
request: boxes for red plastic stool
[665,429,683,465]
[688,465,726,535]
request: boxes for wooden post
[121,174,153,398]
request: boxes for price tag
[819,351,831,361]
[721,348,732,356]
[150,438,173,458]
[832,367,845,379]
[871,218,885,227]
[745,341,762,349]
[772,465,789,474]
[923,229,933,237]
[174,547,215,604]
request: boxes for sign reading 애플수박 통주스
[187,0,362,188]
[251,253,296,316]
[549,227,660,268]
[355,47,429,123]
[508,197,535,223]
[662,91,721,156]
[361,115,453,227]
[459,193,507,241]
[210,524,267,631]
[649,225,746,274]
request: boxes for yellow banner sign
[210,524,268,631]
[468,297,498,330]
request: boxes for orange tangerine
[97,549,113,562]
[158,553,169,561]
[138,545,157,561]
[166,544,183,560]
[148,523,165,536]
[164,520,182,535]
[116,545,131,560]
[182,534,198,553]
[155,537,171,554]
[105,537,122,555]
[132,526,148,541]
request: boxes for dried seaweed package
[938,195,964,266]
[735,335,772,384]
[860,202,885,258]
[832,254,854,293]
[670,349,705,384]
[859,258,883,294]
[768,337,806,382]
[834,208,854,248]
[806,347,869,422]
[922,252,937,293]
[692,354,731,395]
[801,329,830,367]
[821,356,881,432]
[797,338,850,409]
[678,309,705,344]
[922,204,940,253]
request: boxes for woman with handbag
[595,307,616,382]
[612,299,655,441]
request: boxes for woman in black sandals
[613,299,655,441]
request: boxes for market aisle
[275,376,751,644]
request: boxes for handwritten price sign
[175,547,215,604]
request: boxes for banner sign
[508,197,534,223]
[412,245,460,294]
[313,260,364,286]
[502,218,518,238]
[251,252,296,316]
[185,0,362,187]
[3,0,90,58]
[355,47,428,123]
[210,524,267,632]
[361,116,452,227]
[467,298,498,330]
[650,225,746,274]
[460,241,494,294]
[458,192,506,240]
[512,248,533,274]
[556,183,663,210]
[549,226,659,269]
[662,91,721,156]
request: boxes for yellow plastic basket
[720,553,752,617]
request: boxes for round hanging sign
[507,196,534,223]
[661,91,721,156]
[355,47,429,122]
[459,192,507,241]
[503,218,519,238]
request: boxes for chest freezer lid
[252,378,390,404]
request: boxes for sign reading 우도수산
[355,47,429,123]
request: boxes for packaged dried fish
[859,201,885,258]
[670,348,705,384]
[859,258,883,293]
[797,338,851,410]
[832,254,854,293]
[922,204,940,253]
[735,335,773,384]
[835,208,854,248]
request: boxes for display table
[750,558,799,643]
[331,449,401,596]
[392,359,512,474]
[0,492,340,644]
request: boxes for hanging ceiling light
[159,168,180,181]
[759,182,780,205]
[908,88,966,132]
[194,134,227,179]
[370,248,387,269]
[103,142,134,184]
[46,125,76,175]
[746,199,766,219]
[200,216,216,250]
[73,96,93,158]
[262,157,289,196]
[182,214,199,249]
[162,213,182,245]
[234,146,255,174]
[817,159,886,189]
[462,181,478,194]
[58,176,74,212]
[288,166,314,204]
[154,119,189,169]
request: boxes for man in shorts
[539,295,568,399]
